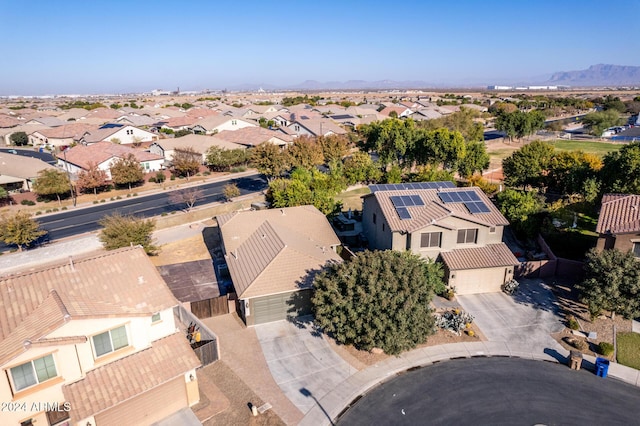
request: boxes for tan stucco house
[217,205,341,326]
[0,246,201,426]
[595,193,640,256]
[362,182,519,295]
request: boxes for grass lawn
[550,140,622,156]
[616,332,640,370]
[336,186,371,211]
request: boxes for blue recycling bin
[595,357,610,378]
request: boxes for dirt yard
[150,234,212,267]
[550,280,632,359]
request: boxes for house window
[489,226,496,233]
[373,213,377,224]
[231,120,237,125]
[382,223,385,232]
[420,232,441,248]
[457,228,477,244]
[152,312,161,323]
[9,354,57,392]
[92,325,129,357]
[633,242,640,258]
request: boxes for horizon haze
[1,0,638,96]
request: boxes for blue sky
[1,0,638,95]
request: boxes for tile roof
[215,126,293,147]
[440,243,519,270]
[218,206,341,299]
[0,247,178,363]
[31,123,96,139]
[153,134,245,153]
[0,152,56,179]
[367,187,509,233]
[63,141,163,170]
[193,115,256,131]
[596,193,640,234]
[27,116,67,127]
[63,332,200,422]
[86,108,123,120]
[290,119,347,136]
[0,114,20,128]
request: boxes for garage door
[95,377,187,426]
[453,267,507,295]
[252,290,312,325]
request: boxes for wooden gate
[191,295,229,319]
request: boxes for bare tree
[168,187,205,211]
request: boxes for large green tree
[495,189,545,238]
[312,250,444,355]
[502,140,555,189]
[252,142,289,181]
[98,213,158,255]
[600,141,640,194]
[318,134,350,163]
[494,110,546,141]
[205,146,250,171]
[10,131,28,146]
[268,168,344,216]
[360,118,418,167]
[0,211,46,251]
[581,110,623,136]
[457,140,490,179]
[32,169,70,204]
[546,151,602,196]
[343,152,381,185]
[110,154,144,191]
[577,248,640,319]
[287,136,324,170]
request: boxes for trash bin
[569,350,582,370]
[595,357,610,378]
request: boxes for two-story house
[595,193,640,256]
[362,182,519,295]
[0,246,201,426]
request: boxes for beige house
[214,126,294,148]
[0,152,56,192]
[217,205,341,326]
[149,134,245,165]
[29,124,96,148]
[595,193,640,256]
[191,116,256,135]
[0,246,201,426]
[362,183,519,295]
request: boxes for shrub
[93,201,99,204]
[52,208,59,212]
[566,315,580,330]
[116,196,122,200]
[435,308,474,336]
[161,212,168,217]
[45,209,52,213]
[564,337,587,351]
[170,175,176,181]
[148,177,156,183]
[61,206,67,210]
[133,193,138,196]
[502,279,519,295]
[20,199,36,206]
[35,211,42,215]
[203,171,211,176]
[598,342,614,357]
[100,199,105,203]
[231,166,247,173]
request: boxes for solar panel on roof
[466,191,481,201]
[390,196,405,207]
[368,181,455,193]
[438,192,453,203]
[459,191,472,202]
[410,195,424,206]
[449,192,462,202]
[464,201,491,214]
[466,202,481,214]
[396,207,412,220]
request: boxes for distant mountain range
[546,64,640,86]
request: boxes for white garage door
[453,267,507,295]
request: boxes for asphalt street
[32,174,267,241]
[337,357,640,426]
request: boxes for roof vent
[231,250,238,259]
[281,209,286,215]
[69,256,75,271]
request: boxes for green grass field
[549,140,622,156]
[335,187,371,211]
[616,332,640,370]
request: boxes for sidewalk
[299,341,640,426]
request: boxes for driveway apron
[255,318,355,414]
[456,279,565,351]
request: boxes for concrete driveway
[255,318,355,414]
[456,278,565,351]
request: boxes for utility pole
[62,148,76,207]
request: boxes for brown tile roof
[215,126,293,147]
[218,206,341,299]
[186,107,219,119]
[63,332,200,421]
[368,187,509,233]
[0,247,178,363]
[440,243,519,271]
[32,123,96,139]
[596,193,640,234]
[0,152,56,179]
[291,118,347,136]
[63,141,163,170]
[85,108,122,120]
[160,116,199,128]
[153,134,245,153]
[0,114,20,128]
[193,115,256,131]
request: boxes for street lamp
[62,148,76,207]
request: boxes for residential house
[378,105,413,118]
[0,152,56,192]
[58,141,164,178]
[29,124,96,148]
[287,119,347,137]
[595,193,640,255]
[362,182,518,295]
[217,206,341,326]
[116,114,157,127]
[80,124,158,145]
[191,116,256,135]
[149,134,245,165]
[154,116,199,132]
[25,116,66,128]
[214,127,293,148]
[0,246,201,426]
